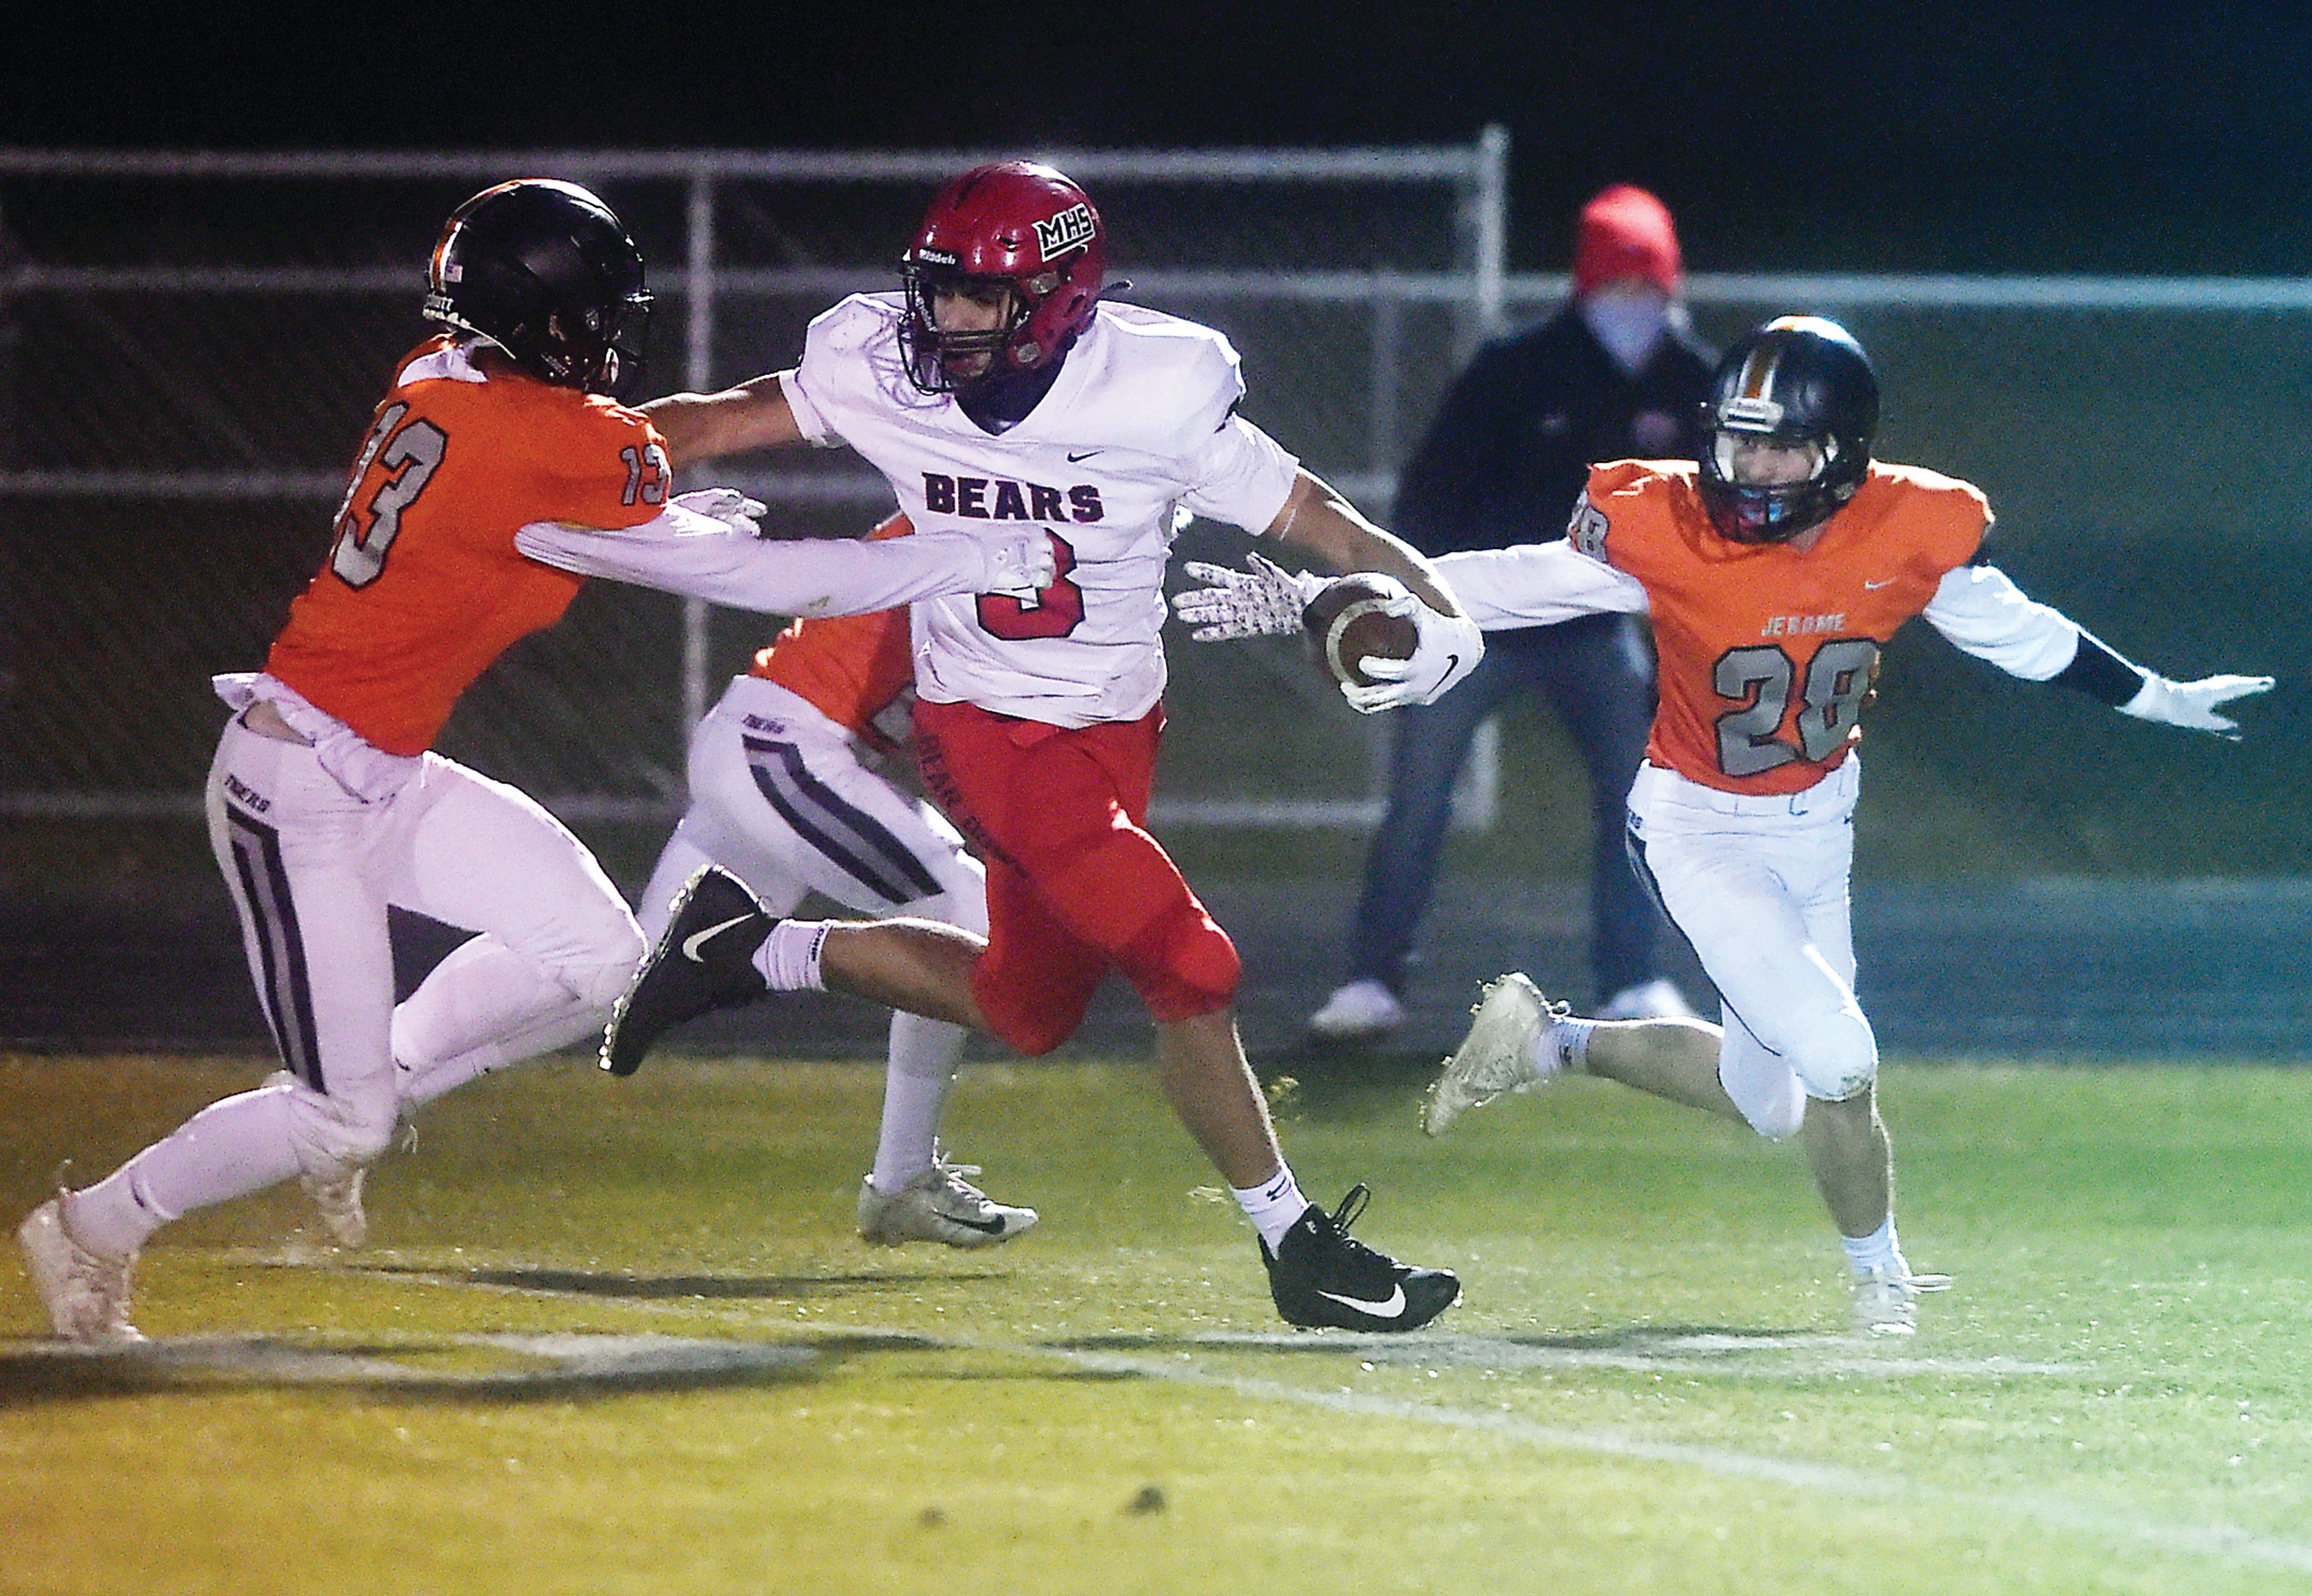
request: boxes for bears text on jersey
[921,472,1104,523]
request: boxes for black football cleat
[601,865,774,1076]
[1261,1184,1459,1332]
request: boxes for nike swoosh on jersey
[682,914,757,963]
[1317,1283,1408,1319]
[1863,578,1894,589]
[1067,450,1102,462]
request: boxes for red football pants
[912,697,1241,1055]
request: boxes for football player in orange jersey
[1180,316,2270,1335]
[14,180,1057,1343]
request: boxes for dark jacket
[1391,302,1717,558]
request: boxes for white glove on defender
[1172,553,1322,640]
[1342,603,1485,713]
[670,487,769,536]
[2120,672,2274,739]
[980,528,1059,598]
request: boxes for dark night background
[11,3,2311,273]
[8,4,2312,1058]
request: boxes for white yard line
[234,1257,2312,1577]
[1052,1347,2312,1576]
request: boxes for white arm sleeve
[1432,542,1650,631]
[1920,564,2087,680]
[515,501,995,618]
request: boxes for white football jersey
[780,293,1300,726]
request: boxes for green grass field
[7,1051,2312,1595]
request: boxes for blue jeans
[1346,613,1661,999]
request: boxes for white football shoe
[858,1147,1037,1249]
[17,1197,143,1344]
[299,1164,368,1249]
[1424,972,1571,1136]
[1850,1264,1953,1336]
[1597,978,1697,1021]
[1307,979,1406,1042]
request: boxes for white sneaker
[1423,973,1568,1136]
[299,1164,368,1249]
[859,1147,1037,1249]
[17,1198,143,1344]
[1597,978,1697,1021]
[1308,979,1406,1042]
[1851,1264,1953,1336]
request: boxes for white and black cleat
[601,865,774,1077]
[1261,1184,1458,1332]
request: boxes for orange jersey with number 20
[1573,458,1988,795]
[263,336,671,756]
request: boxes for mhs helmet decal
[1032,203,1097,262]
[898,162,1108,396]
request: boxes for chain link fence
[2,143,2306,878]
[0,140,1507,831]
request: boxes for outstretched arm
[1255,470,1484,711]
[517,491,1054,618]
[1264,471,1464,617]
[638,374,804,468]
[1924,564,2272,737]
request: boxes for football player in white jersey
[598,161,1485,1332]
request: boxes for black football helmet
[1694,315,1879,543]
[422,179,653,398]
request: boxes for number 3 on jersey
[1712,638,1880,777]
[328,402,447,589]
[976,530,1083,640]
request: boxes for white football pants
[63,715,643,1256]
[1624,756,1873,1140]
[393,677,986,1162]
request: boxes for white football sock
[1540,1014,1597,1075]
[870,1011,967,1193]
[66,1082,305,1258]
[1841,1214,1905,1276]
[754,920,830,992]
[1234,1164,1312,1251]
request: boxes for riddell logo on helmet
[916,247,960,267]
[1033,204,1095,261]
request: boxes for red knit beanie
[1572,185,1682,296]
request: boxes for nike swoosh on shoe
[682,914,756,962]
[1317,1284,1407,1319]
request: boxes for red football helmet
[898,161,1105,393]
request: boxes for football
[1302,573,1420,688]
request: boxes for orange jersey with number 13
[263,335,673,756]
[1574,458,1988,796]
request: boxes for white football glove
[980,528,1059,598]
[670,487,769,537]
[2119,672,2274,739]
[1342,603,1485,713]
[1171,553,1323,641]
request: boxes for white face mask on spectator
[1579,281,1672,374]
